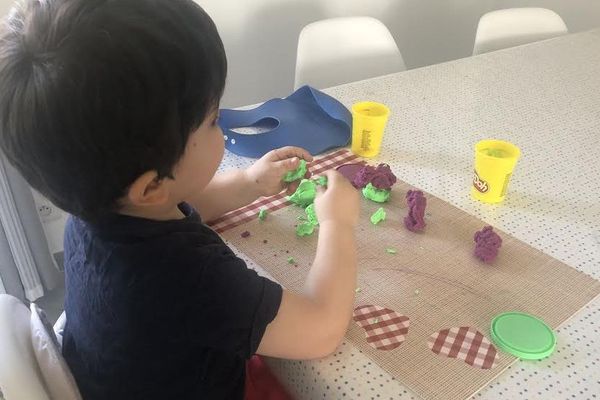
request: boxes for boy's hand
[314,170,360,228]
[245,146,313,197]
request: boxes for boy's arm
[257,221,356,358]
[257,170,360,359]
[189,147,312,222]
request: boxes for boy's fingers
[271,146,313,162]
[317,171,341,195]
[323,169,343,186]
[275,157,299,172]
[285,181,300,195]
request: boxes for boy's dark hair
[0,0,227,221]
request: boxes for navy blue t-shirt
[62,203,282,400]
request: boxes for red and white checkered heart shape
[353,305,410,351]
[428,327,498,369]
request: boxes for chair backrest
[53,312,67,348]
[30,305,81,400]
[294,17,406,90]
[0,295,81,400]
[473,8,568,55]
[0,295,50,400]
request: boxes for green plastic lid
[491,312,556,360]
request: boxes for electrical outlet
[37,204,52,217]
[36,201,61,223]
[31,188,65,224]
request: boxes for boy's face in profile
[119,106,225,219]
[171,107,224,201]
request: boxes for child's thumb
[316,183,327,195]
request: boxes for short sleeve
[177,245,282,359]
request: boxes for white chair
[294,17,406,89]
[0,295,81,400]
[53,311,67,348]
[473,8,568,55]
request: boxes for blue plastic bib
[219,85,352,158]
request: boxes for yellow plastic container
[472,139,521,203]
[351,101,390,158]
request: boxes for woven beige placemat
[215,151,600,400]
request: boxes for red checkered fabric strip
[208,149,360,233]
[353,305,410,351]
[427,327,498,369]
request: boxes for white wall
[199,0,494,106]
[0,0,11,16]
[2,0,599,107]
[198,0,600,107]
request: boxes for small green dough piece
[287,257,296,264]
[370,207,387,225]
[283,159,307,182]
[385,248,397,254]
[305,203,319,226]
[362,183,391,203]
[258,209,268,221]
[296,222,315,237]
[287,179,317,207]
[315,176,327,186]
[355,287,362,293]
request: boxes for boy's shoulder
[64,206,237,272]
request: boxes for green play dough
[258,209,268,221]
[287,179,317,207]
[296,222,315,237]
[370,207,387,225]
[283,159,307,182]
[315,176,327,186]
[296,204,319,237]
[305,203,318,226]
[363,183,391,203]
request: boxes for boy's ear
[127,171,171,207]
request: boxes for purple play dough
[336,162,366,188]
[353,164,397,189]
[473,226,502,263]
[404,190,427,232]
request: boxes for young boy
[0,0,360,398]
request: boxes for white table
[220,29,600,399]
